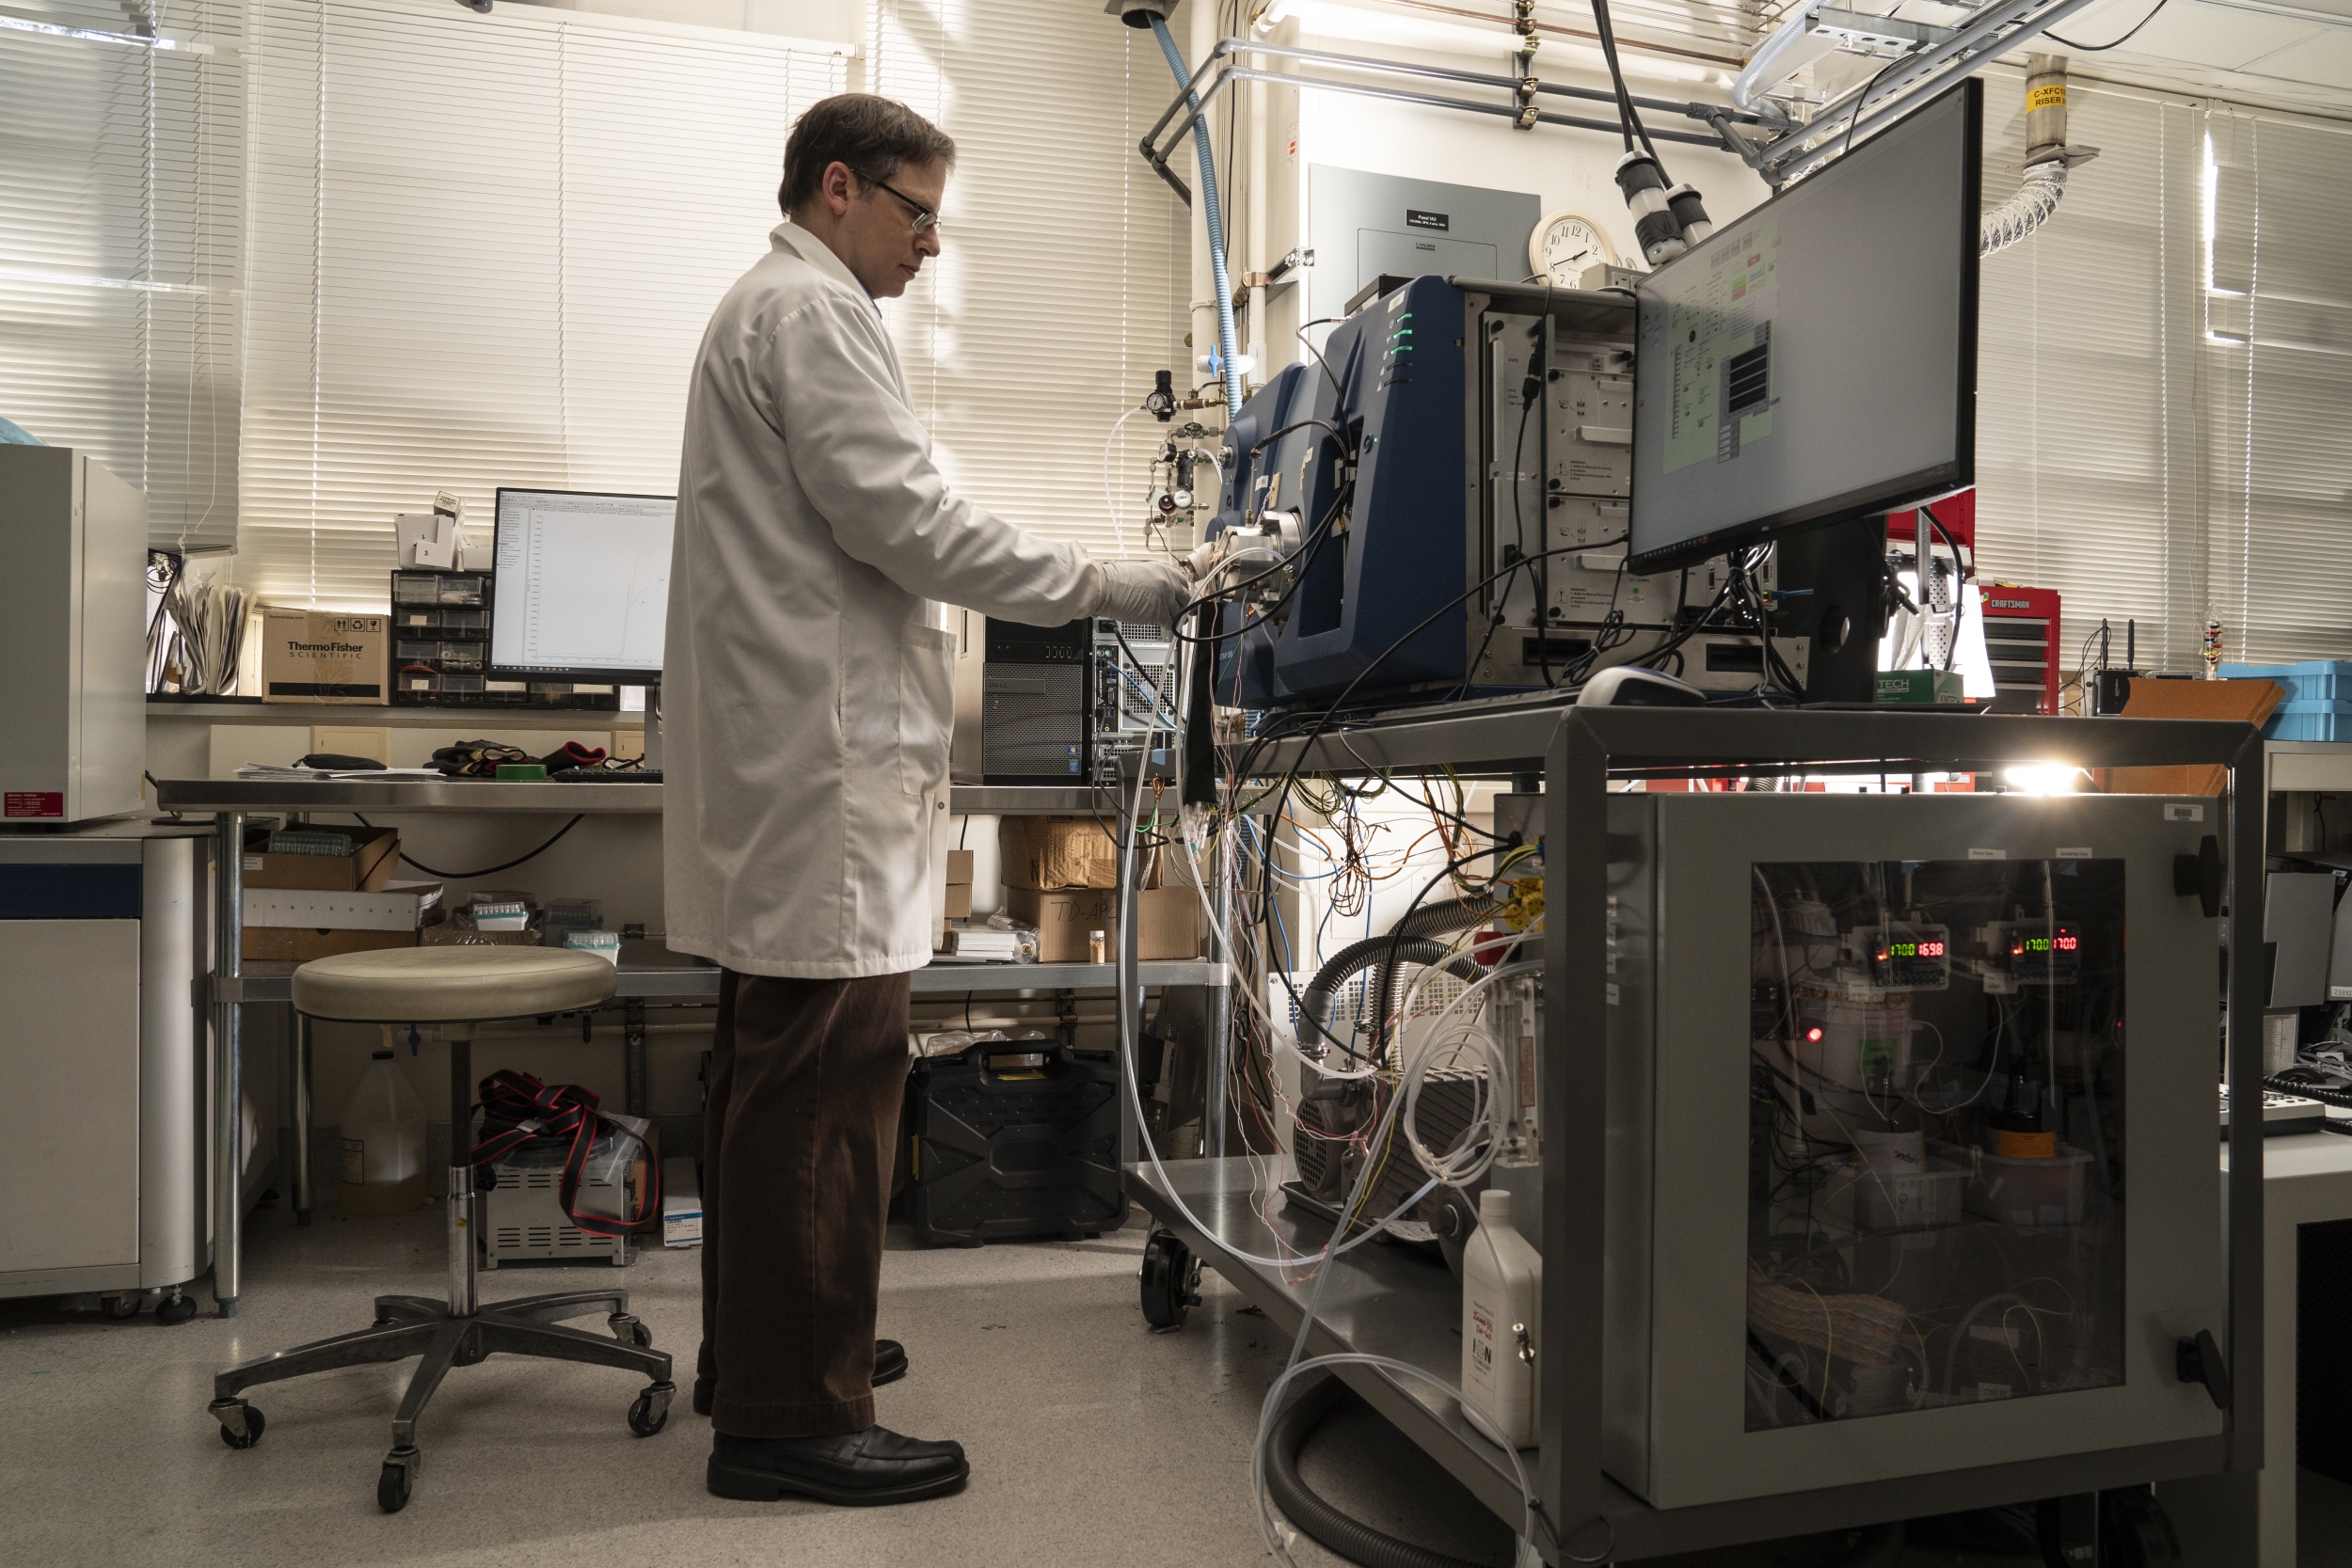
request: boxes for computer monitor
[1629,77,1980,575]
[487,488,675,684]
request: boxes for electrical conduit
[1152,16,1246,419]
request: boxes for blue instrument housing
[1208,275,1470,709]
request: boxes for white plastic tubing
[1980,161,2068,256]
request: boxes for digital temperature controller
[1866,923,1951,990]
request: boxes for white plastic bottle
[341,1044,427,1215]
[1460,1187,1543,1449]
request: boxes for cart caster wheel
[609,1312,652,1349]
[378,1448,419,1513]
[101,1292,140,1320]
[1139,1230,1201,1331]
[155,1293,198,1326]
[2099,1488,2185,1567]
[213,1402,265,1449]
[628,1381,675,1438]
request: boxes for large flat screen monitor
[1629,77,1980,575]
[487,487,675,683]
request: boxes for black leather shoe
[693,1338,907,1416]
[707,1425,968,1506]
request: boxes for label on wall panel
[2165,803,2206,821]
[1406,209,1450,230]
[3,792,62,818]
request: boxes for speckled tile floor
[2,1198,2343,1567]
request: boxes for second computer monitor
[487,488,675,684]
[1629,78,1981,574]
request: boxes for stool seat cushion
[292,945,617,1023]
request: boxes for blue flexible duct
[1150,16,1243,420]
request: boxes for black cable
[2048,0,2169,51]
[351,812,586,879]
[1842,51,1912,164]
[1295,317,1347,401]
[1589,0,1661,169]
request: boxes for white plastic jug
[1460,1187,1542,1449]
[341,1042,427,1215]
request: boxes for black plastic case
[904,1040,1126,1245]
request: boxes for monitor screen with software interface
[1629,77,1980,575]
[488,488,675,683]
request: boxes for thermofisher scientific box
[1603,792,2227,1509]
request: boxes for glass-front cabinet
[1603,793,2226,1510]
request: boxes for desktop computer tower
[980,618,1092,785]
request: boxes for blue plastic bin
[2219,660,2352,705]
[2269,703,2352,742]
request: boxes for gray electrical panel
[1308,166,1539,326]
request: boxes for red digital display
[1918,940,1947,958]
[2056,933,2078,951]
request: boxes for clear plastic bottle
[341,1043,427,1215]
[1460,1187,1543,1449]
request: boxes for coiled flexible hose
[1150,16,1245,419]
[1980,162,2067,257]
[1297,898,1499,1057]
[1266,1373,1494,1568]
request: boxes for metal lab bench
[153,776,1230,1318]
[1125,705,2270,1564]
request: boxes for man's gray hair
[779,94,958,216]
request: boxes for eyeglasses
[858,171,941,233]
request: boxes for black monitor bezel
[485,485,675,685]
[1627,77,1981,577]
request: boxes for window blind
[866,0,1190,562]
[1969,77,2207,674]
[2202,106,2352,665]
[0,0,243,552]
[237,0,848,609]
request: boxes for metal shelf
[231,954,1228,1005]
[154,778,661,815]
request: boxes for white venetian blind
[0,0,244,552]
[238,0,847,609]
[867,0,1189,561]
[1969,76,2206,673]
[2202,106,2352,665]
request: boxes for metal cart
[1127,706,2267,1563]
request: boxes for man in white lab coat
[663,94,1190,1508]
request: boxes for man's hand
[1095,559,1195,631]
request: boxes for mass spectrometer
[1197,79,1985,714]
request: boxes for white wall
[1246,17,1775,372]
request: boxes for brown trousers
[698,967,912,1439]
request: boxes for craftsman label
[2165,803,2205,821]
[2057,847,2093,859]
[1969,847,2006,860]
[4,792,62,818]
[1405,209,1449,231]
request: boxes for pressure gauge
[1530,211,1617,288]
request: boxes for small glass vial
[1089,929,1108,964]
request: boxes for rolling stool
[206,947,675,1512]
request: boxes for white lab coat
[663,222,1101,978]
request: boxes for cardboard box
[999,816,1119,891]
[2110,677,2285,797]
[1133,885,1200,960]
[243,880,442,933]
[946,848,975,885]
[242,927,419,962]
[242,825,400,892]
[1003,884,1199,962]
[261,608,389,705]
[944,883,973,919]
[1875,669,1967,705]
[661,1155,702,1248]
[1006,886,1120,962]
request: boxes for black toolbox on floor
[903,1039,1126,1245]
